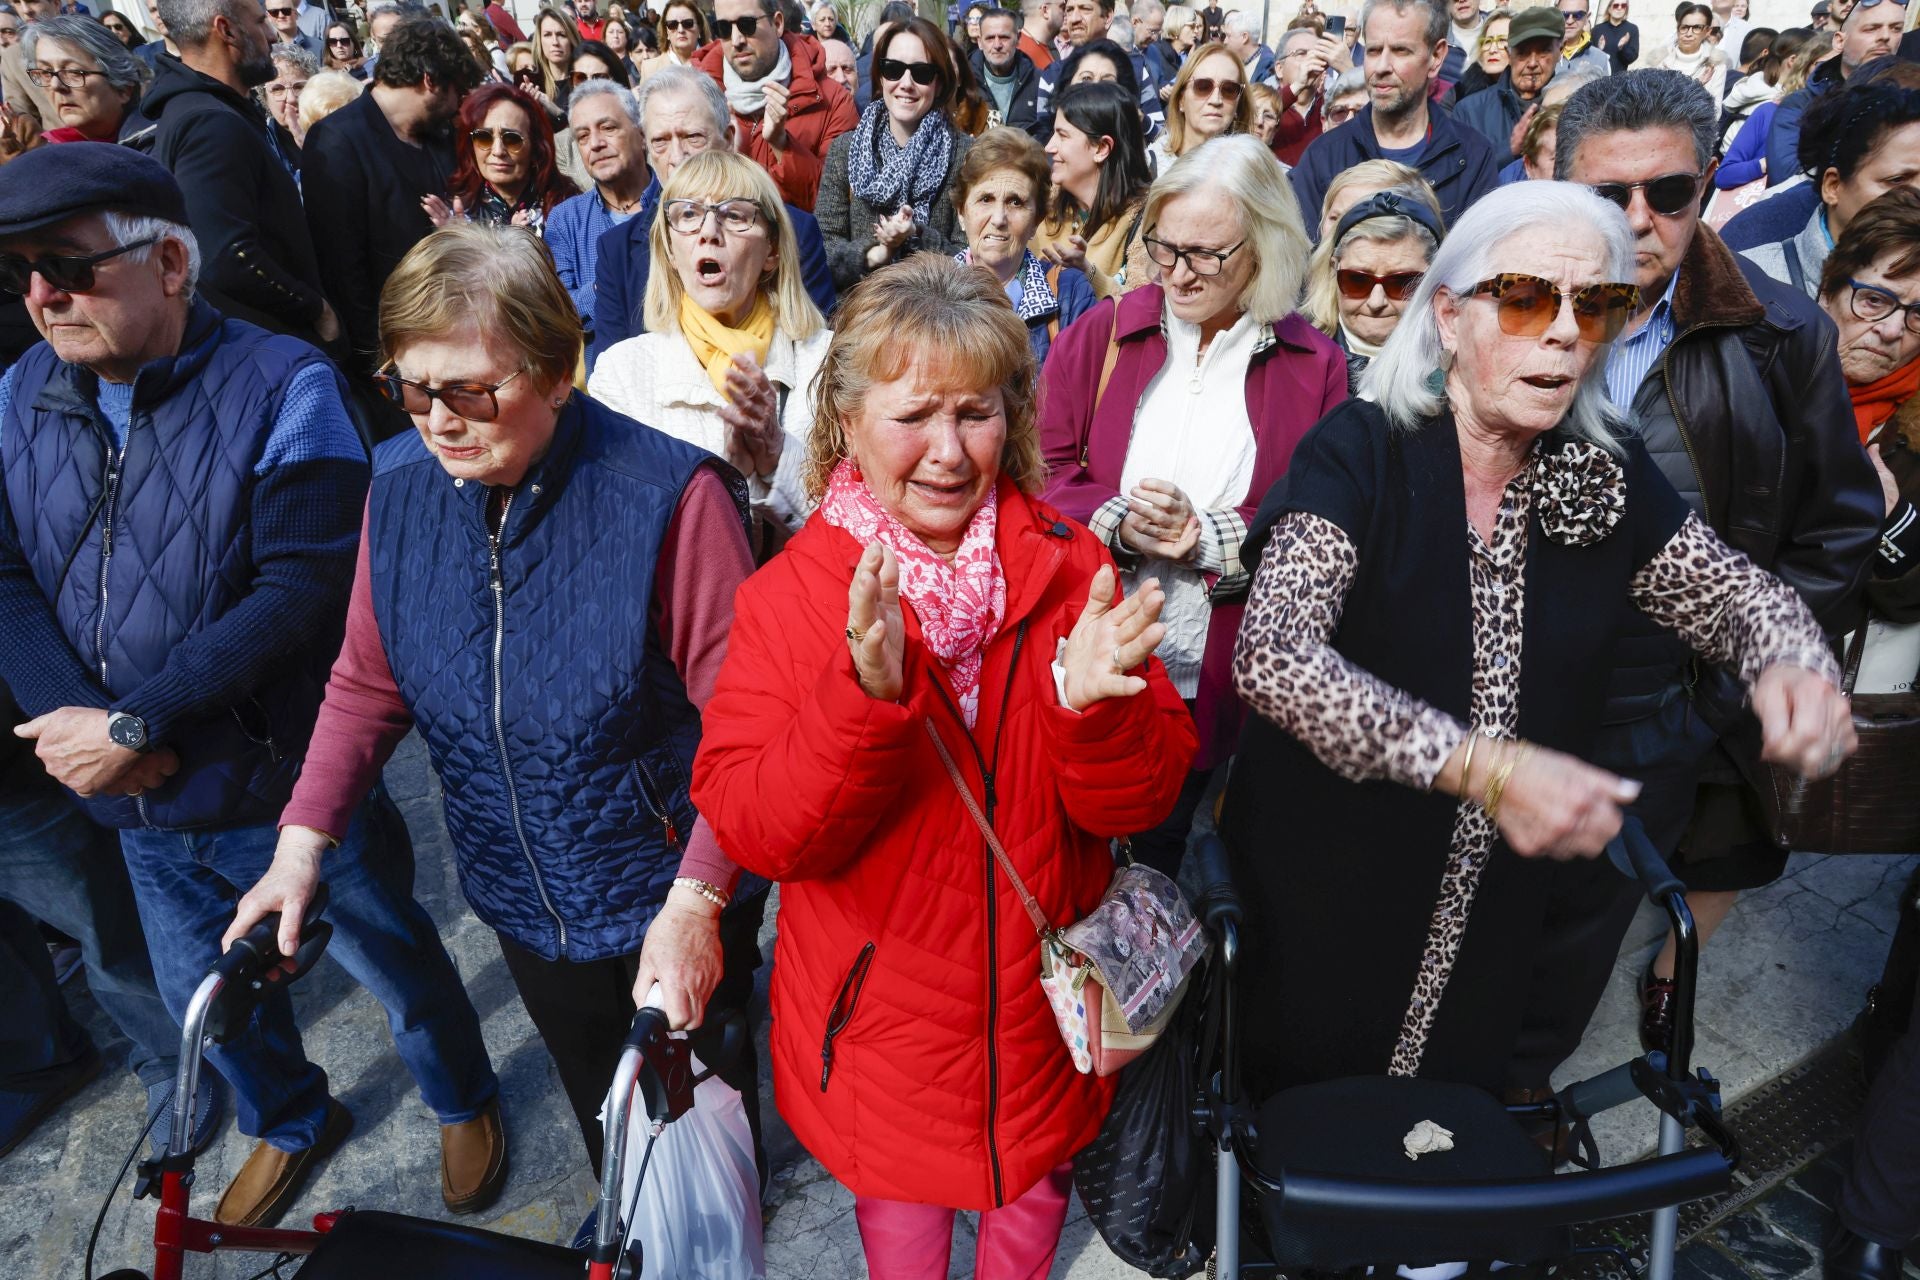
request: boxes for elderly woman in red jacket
[1039,134,1347,875]
[692,253,1196,1280]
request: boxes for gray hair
[1277,24,1317,56]
[1363,180,1635,451]
[269,39,320,74]
[1359,0,1448,48]
[102,210,201,298]
[1553,67,1719,179]
[569,76,640,124]
[634,62,729,138]
[157,0,250,47]
[1133,0,1164,18]
[1144,135,1312,327]
[1222,8,1258,37]
[1328,65,1367,98]
[23,13,149,90]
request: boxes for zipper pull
[820,1042,835,1092]
[662,814,678,848]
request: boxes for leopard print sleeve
[1631,512,1843,689]
[1232,512,1468,788]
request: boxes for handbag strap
[923,717,1054,938]
[1842,620,1869,693]
[1078,302,1123,468]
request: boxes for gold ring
[846,624,867,644]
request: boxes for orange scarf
[1850,355,1920,444]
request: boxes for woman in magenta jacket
[1039,136,1348,874]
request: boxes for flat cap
[1508,6,1566,48]
[0,142,188,239]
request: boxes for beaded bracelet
[672,876,730,910]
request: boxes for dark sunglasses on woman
[471,127,527,152]
[1336,269,1423,301]
[1187,75,1243,101]
[1462,272,1640,343]
[328,33,354,44]
[663,16,699,29]
[374,368,523,421]
[711,14,760,38]
[1587,172,1702,218]
[0,237,155,294]
[880,57,939,84]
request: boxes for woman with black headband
[1304,184,1447,393]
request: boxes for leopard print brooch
[1531,439,1625,548]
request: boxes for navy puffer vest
[2,301,346,829]
[368,394,744,961]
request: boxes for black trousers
[1840,966,1920,1247]
[496,890,768,1180]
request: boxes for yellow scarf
[678,294,775,399]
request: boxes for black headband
[1332,189,1446,250]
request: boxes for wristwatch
[107,711,150,753]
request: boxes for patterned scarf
[846,101,954,232]
[818,459,1006,726]
[952,248,1059,322]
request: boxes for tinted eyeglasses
[470,127,527,152]
[1337,268,1424,301]
[267,6,295,15]
[711,14,763,38]
[0,237,155,295]
[663,16,699,29]
[1588,171,1702,217]
[664,197,765,233]
[1562,7,1587,17]
[328,33,355,44]
[1143,234,1246,276]
[1847,278,1920,334]
[1186,75,1243,101]
[374,368,523,421]
[1462,272,1640,343]
[880,57,939,84]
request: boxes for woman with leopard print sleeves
[1215,182,1856,1109]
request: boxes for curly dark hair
[373,14,486,92]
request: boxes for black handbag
[1071,958,1218,1278]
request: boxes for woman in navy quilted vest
[226,223,770,1187]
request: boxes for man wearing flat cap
[1453,4,1569,162]
[0,143,506,1228]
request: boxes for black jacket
[971,47,1041,135]
[1291,105,1501,241]
[1451,72,1530,164]
[1607,226,1881,723]
[120,54,326,343]
[299,89,456,373]
[1592,18,1639,72]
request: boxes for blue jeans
[0,783,178,1091]
[119,789,498,1151]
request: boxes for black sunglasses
[470,126,527,151]
[711,14,765,38]
[374,368,523,421]
[0,237,155,295]
[880,57,939,84]
[267,6,295,15]
[1588,171,1702,217]
[663,15,699,29]
[328,34,354,43]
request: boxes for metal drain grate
[1565,1040,1868,1280]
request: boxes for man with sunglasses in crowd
[1292,0,1500,239]
[0,142,506,1228]
[1516,70,1880,1097]
[266,0,320,57]
[693,0,856,210]
[1555,0,1616,77]
[120,0,335,351]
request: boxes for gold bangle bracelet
[1457,730,1481,801]
[1483,742,1533,822]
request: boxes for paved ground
[3,735,1913,1279]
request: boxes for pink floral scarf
[819,459,1007,726]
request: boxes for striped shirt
[1604,271,1680,411]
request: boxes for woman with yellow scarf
[590,150,829,532]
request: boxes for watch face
[109,714,146,750]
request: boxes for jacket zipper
[630,759,679,848]
[488,492,570,956]
[818,940,875,1092]
[930,621,1028,1207]
[94,437,150,827]
[1653,312,1752,531]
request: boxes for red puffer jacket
[693,481,1196,1209]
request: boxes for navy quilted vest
[368,394,739,961]
[2,302,347,830]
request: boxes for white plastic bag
[601,1051,766,1280]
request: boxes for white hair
[568,76,640,124]
[102,210,201,299]
[634,62,730,139]
[1222,8,1258,36]
[1143,135,1311,328]
[1363,180,1635,451]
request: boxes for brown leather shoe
[441,1098,508,1214]
[214,1099,353,1228]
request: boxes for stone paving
[2,733,1912,1279]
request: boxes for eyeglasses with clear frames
[664,198,766,234]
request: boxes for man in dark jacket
[973,6,1041,132]
[0,144,503,1230]
[1292,0,1501,237]
[300,16,477,431]
[1452,3,1563,162]
[119,0,335,348]
[1506,70,1882,1093]
[590,66,835,369]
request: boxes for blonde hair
[642,150,826,340]
[805,253,1041,500]
[379,223,582,393]
[1314,157,1425,235]
[1143,135,1311,327]
[1163,41,1252,156]
[1303,176,1443,332]
[533,5,581,97]
[298,69,363,133]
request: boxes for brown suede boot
[214,1099,354,1228]
[441,1098,508,1214]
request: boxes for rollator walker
[1185,815,1741,1280]
[96,885,743,1280]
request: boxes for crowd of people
[0,0,1915,1275]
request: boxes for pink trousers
[853,1162,1075,1280]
